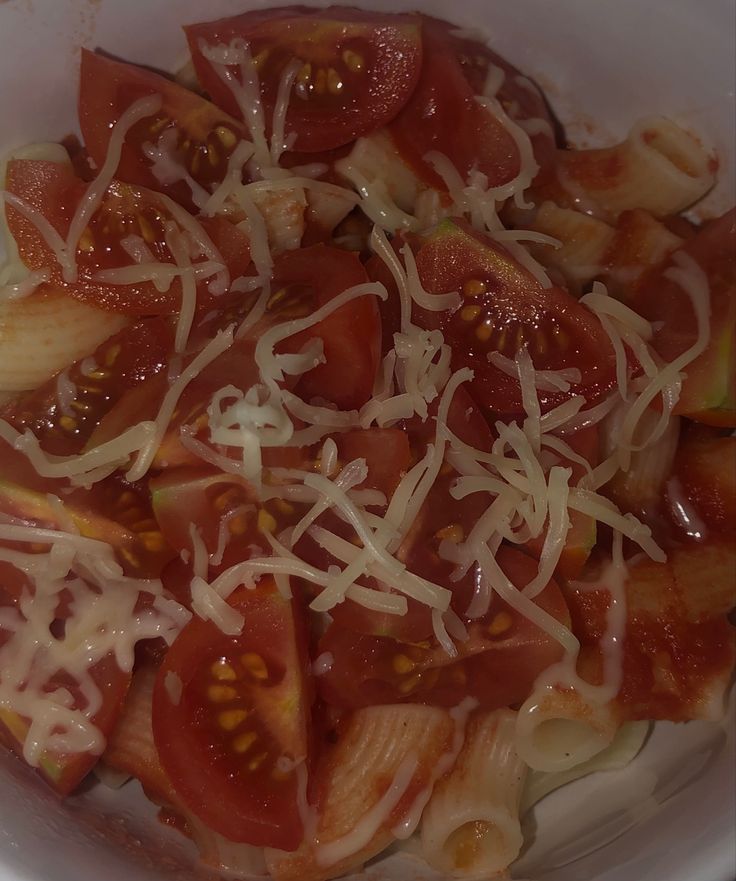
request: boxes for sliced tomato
[79,49,246,210]
[666,425,736,539]
[0,470,174,579]
[264,244,381,409]
[318,546,569,709]
[524,425,600,579]
[388,22,512,189]
[335,428,411,498]
[1,318,172,455]
[4,158,250,314]
[379,219,617,418]
[185,7,423,153]
[302,385,493,643]
[630,209,736,426]
[391,16,555,189]
[152,579,312,850]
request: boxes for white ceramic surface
[0,1,734,880]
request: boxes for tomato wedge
[79,49,246,210]
[375,219,617,418]
[318,546,569,709]
[152,579,312,850]
[390,19,526,190]
[266,244,381,409]
[4,158,250,314]
[630,209,736,426]
[185,7,422,153]
[1,318,171,455]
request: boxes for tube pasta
[546,117,715,220]
[521,200,616,289]
[420,709,527,879]
[0,288,127,392]
[265,704,455,881]
[520,720,649,814]
[515,686,620,773]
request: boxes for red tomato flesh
[152,580,312,850]
[185,6,423,153]
[4,158,250,314]
[318,546,569,709]
[400,219,618,418]
[79,49,246,211]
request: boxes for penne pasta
[421,708,527,878]
[265,704,455,881]
[538,117,715,221]
[520,720,650,813]
[515,686,621,773]
[519,200,616,290]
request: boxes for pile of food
[0,6,733,880]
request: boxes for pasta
[0,7,733,881]
[421,709,527,877]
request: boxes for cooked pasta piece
[568,544,736,723]
[517,200,616,289]
[421,709,527,878]
[0,288,127,391]
[538,117,715,220]
[520,720,649,813]
[265,704,455,881]
[515,686,621,773]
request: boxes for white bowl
[0,2,734,880]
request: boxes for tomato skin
[390,18,548,190]
[79,49,245,210]
[631,209,735,426]
[400,219,617,419]
[5,159,251,315]
[415,16,557,181]
[1,318,172,456]
[185,6,423,153]
[152,581,312,850]
[268,244,381,409]
[318,547,569,710]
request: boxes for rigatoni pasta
[421,709,527,878]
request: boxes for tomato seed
[342,49,364,73]
[488,611,513,636]
[392,654,416,674]
[241,652,269,680]
[211,660,237,681]
[208,684,237,702]
[233,731,258,753]
[460,305,481,321]
[219,709,248,731]
[475,323,493,342]
[463,278,486,297]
